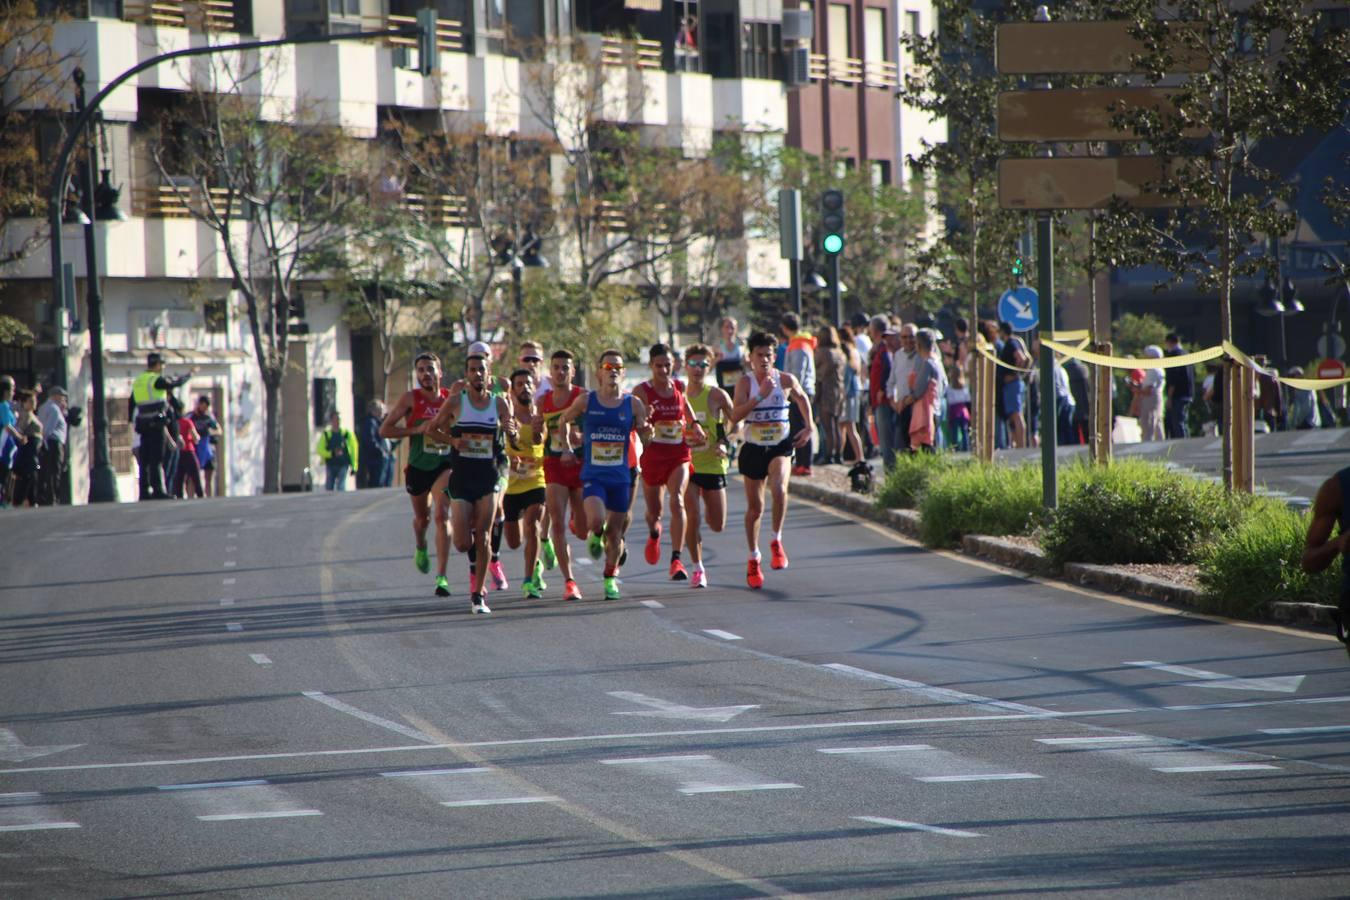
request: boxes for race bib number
[461,432,495,460]
[510,456,540,477]
[423,434,453,455]
[590,440,625,466]
[654,421,685,444]
[748,421,789,445]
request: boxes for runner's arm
[712,387,740,444]
[728,373,765,423]
[556,392,590,455]
[378,392,416,439]
[631,395,649,433]
[1302,476,1348,573]
[425,395,461,448]
[680,395,707,446]
[499,396,519,447]
[782,373,815,448]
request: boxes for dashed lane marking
[249,654,272,666]
[225,623,243,633]
[853,816,982,838]
[641,600,664,609]
[1260,725,1350,735]
[703,629,743,641]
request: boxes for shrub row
[874,454,1332,616]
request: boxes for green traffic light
[1012,256,1024,276]
[823,234,843,254]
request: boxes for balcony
[827,57,863,85]
[130,183,237,219]
[375,13,466,53]
[600,35,663,70]
[807,55,895,89]
[121,0,237,32]
[863,60,898,89]
[402,192,468,227]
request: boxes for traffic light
[1011,254,1025,279]
[820,189,844,255]
[417,7,438,76]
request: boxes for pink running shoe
[690,568,707,589]
[489,559,509,591]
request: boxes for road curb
[789,477,1337,627]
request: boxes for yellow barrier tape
[1222,341,1350,393]
[1043,329,1091,342]
[1042,338,1224,370]
[974,335,1091,375]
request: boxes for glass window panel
[828,3,850,58]
[864,7,885,60]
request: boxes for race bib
[654,421,685,444]
[510,456,540,477]
[723,369,742,388]
[461,432,495,460]
[423,434,453,455]
[748,421,789,445]
[590,440,625,466]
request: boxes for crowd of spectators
[0,375,72,509]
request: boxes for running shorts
[447,466,505,503]
[689,471,726,492]
[584,477,633,514]
[640,446,689,488]
[405,459,453,496]
[504,486,546,522]
[543,456,584,490]
[737,436,794,481]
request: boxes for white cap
[467,341,492,358]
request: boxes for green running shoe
[434,575,451,597]
[532,560,547,592]
[522,578,542,600]
[587,532,603,561]
[603,576,621,601]
[541,537,557,570]
[415,546,430,574]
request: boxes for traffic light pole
[829,253,842,326]
[1037,212,1057,508]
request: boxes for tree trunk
[262,370,283,494]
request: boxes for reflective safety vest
[132,370,167,421]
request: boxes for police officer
[132,353,195,500]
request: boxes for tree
[145,62,368,493]
[1112,311,1170,358]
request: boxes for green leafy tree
[1111,311,1170,358]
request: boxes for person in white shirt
[886,324,918,452]
[37,386,68,505]
[1135,345,1165,441]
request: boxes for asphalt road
[997,426,1350,507]
[1,484,1348,898]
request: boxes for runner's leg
[471,494,495,595]
[705,481,726,533]
[432,469,454,577]
[744,476,766,555]
[523,501,543,581]
[767,454,791,537]
[665,463,690,564]
[684,479,703,567]
[547,483,575,583]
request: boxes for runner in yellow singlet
[682,344,737,589]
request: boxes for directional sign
[998,157,1186,211]
[1317,358,1346,380]
[1125,661,1305,694]
[607,691,759,723]
[996,21,1207,75]
[998,286,1039,331]
[997,88,1204,143]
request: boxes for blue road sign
[998,286,1039,332]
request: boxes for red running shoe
[746,557,765,589]
[644,523,662,565]
[669,559,689,581]
[564,579,583,601]
[791,465,812,477]
[770,539,789,570]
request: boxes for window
[869,160,890,187]
[107,397,133,475]
[328,0,359,15]
[828,3,850,58]
[864,7,885,61]
[905,10,920,36]
[741,21,782,79]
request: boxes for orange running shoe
[669,559,689,581]
[746,557,765,589]
[564,579,583,601]
[770,539,789,570]
[644,523,662,565]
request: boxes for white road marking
[916,773,1043,782]
[820,742,1043,782]
[159,779,320,821]
[1287,429,1344,450]
[219,599,235,607]
[158,780,267,791]
[441,797,560,807]
[249,654,272,666]
[223,561,237,568]
[818,745,933,754]
[226,532,238,538]
[302,691,438,744]
[225,623,243,633]
[222,578,236,586]
[381,767,557,807]
[0,793,80,832]
[381,768,491,777]
[853,816,982,838]
[823,664,1058,716]
[640,600,664,609]
[225,545,238,552]
[608,691,759,723]
[230,518,242,525]
[1260,725,1350,735]
[0,730,83,763]
[1125,660,1306,694]
[601,754,799,794]
[198,810,322,821]
[1037,734,1279,773]
[703,629,742,641]
[1153,764,1280,773]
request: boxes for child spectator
[0,378,23,508]
[946,364,971,452]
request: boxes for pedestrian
[37,386,68,505]
[1052,353,1076,445]
[867,315,895,467]
[1133,346,1165,442]
[946,363,971,452]
[1163,332,1194,439]
[1064,355,1091,445]
[713,316,745,393]
[1300,468,1350,657]
[1256,363,1284,432]
[358,399,394,489]
[131,352,195,500]
[316,410,358,491]
[888,324,919,453]
[1202,361,1224,429]
[813,325,846,466]
[190,396,221,497]
[837,325,865,464]
[9,389,42,507]
[779,313,816,476]
[997,322,1030,448]
[0,377,21,508]
[905,330,942,452]
[172,397,204,499]
[1286,368,1321,430]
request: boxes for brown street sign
[997,88,1206,143]
[995,21,1206,75]
[997,157,1186,210]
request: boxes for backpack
[849,461,873,494]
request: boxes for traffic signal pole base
[89,462,120,503]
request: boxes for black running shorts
[405,459,453,496]
[737,437,794,482]
[503,487,546,522]
[690,471,727,491]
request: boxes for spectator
[1134,346,1165,441]
[1202,361,1224,428]
[315,410,358,491]
[976,319,1006,449]
[1052,353,1076,445]
[190,396,222,497]
[172,398,204,499]
[10,389,42,508]
[780,313,817,475]
[1163,332,1194,439]
[906,329,943,452]
[814,325,847,465]
[0,378,26,508]
[838,324,866,464]
[869,316,897,468]
[37,386,68,505]
[849,312,873,361]
[1256,363,1284,432]
[713,316,745,392]
[952,317,970,369]
[1286,367,1321,430]
[997,322,1030,448]
[358,399,394,488]
[887,324,919,454]
[946,363,971,451]
[1064,355,1091,445]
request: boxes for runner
[682,344,737,589]
[379,352,455,596]
[1302,467,1350,658]
[517,340,556,571]
[557,349,650,601]
[634,343,706,581]
[428,352,517,614]
[466,340,511,591]
[503,368,548,599]
[535,349,588,601]
[730,331,814,589]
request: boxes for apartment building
[0,0,939,501]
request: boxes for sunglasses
[600,362,625,371]
[520,355,542,362]
[686,360,710,369]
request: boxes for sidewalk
[786,458,1335,631]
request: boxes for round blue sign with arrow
[998,286,1039,332]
